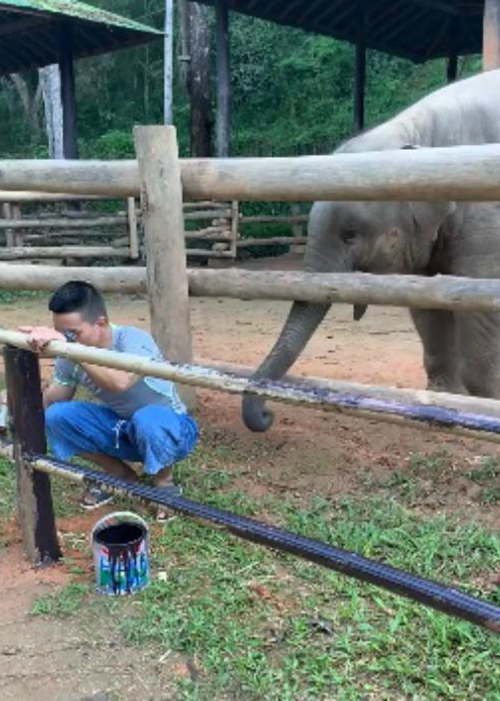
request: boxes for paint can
[91,511,150,595]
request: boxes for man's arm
[79,363,140,393]
[43,383,76,409]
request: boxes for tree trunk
[188,2,213,156]
[39,65,64,159]
[9,73,43,141]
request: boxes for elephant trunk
[242,301,331,432]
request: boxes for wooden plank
[3,144,500,200]
[0,330,498,445]
[0,216,126,229]
[134,126,196,409]
[0,246,130,259]
[237,236,308,246]
[483,0,500,69]
[239,214,309,224]
[215,0,231,157]
[127,197,139,259]
[3,346,61,565]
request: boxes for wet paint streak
[252,379,500,435]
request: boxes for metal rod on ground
[0,330,498,444]
[3,347,61,564]
[0,439,497,634]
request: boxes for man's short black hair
[48,281,107,322]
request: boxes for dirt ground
[0,253,498,700]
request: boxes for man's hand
[18,326,66,353]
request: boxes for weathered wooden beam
[127,197,139,259]
[483,0,500,69]
[0,216,126,229]
[215,0,231,157]
[237,236,308,246]
[3,145,500,201]
[3,346,61,565]
[0,246,130,259]
[134,126,196,409]
[0,330,498,445]
[58,21,78,160]
[0,266,499,313]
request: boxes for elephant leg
[410,309,466,394]
[455,312,500,399]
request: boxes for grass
[21,442,500,700]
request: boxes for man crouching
[20,280,199,518]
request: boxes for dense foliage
[0,1,482,160]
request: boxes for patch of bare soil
[0,252,498,698]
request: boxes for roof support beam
[215,0,231,157]
[483,0,500,70]
[58,21,78,159]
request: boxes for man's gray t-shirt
[53,325,186,419]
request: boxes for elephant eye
[341,228,357,245]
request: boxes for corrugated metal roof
[198,1,484,63]
[0,0,162,75]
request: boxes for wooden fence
[0,127,500,567]
[0,191,307,262]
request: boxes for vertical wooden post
[230,200,238,258]
[127,197,139,259]
[164,0,174,124]
[483,0,500,70]
[290,203,304,254]
[215,0,231,157]
[2,202,15,248]
[133,126,196,410]
[447,53,458,83]
[58,21,79,159]
[3,346,61,565]
[353,41,366,133]
[11,202,23,248]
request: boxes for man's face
[53,311,106,347]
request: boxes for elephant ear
[408,201,456,240]
[401,145,456,239]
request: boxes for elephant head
[242,197,456,432]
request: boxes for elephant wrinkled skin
[243,69,500,432]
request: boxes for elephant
[242,69,500,432]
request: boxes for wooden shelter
[199,0,500,153]
[0,0,162,157]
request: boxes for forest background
[0,0,483,162]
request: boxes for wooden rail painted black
[5,444,499,635]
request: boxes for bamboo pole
[237,236,308,247]
[0,330,498,444]
[134,126,196,409]
[0,265,499,313]
[484,0,500,69]
[2,144,500,201]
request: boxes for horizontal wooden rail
[237,236,308,247]
[0,246,130,259]
[0,265,499,312]
[0,216,126,229]
[0,330,498,444]
[1,145,500,200]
